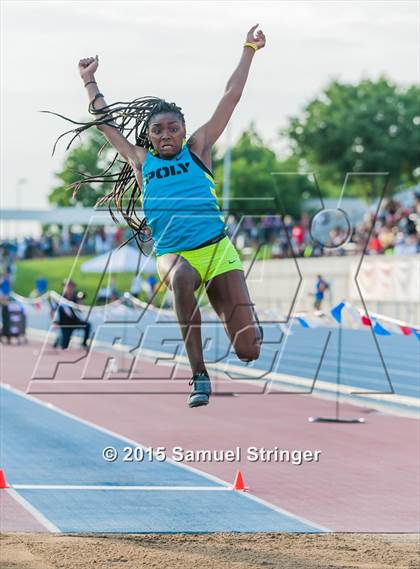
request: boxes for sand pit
[1,533,419,569]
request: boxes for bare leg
[157,254,206,375]
[205,269,262,362]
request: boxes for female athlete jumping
[55,25,266,408]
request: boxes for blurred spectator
[221,189,419,259]
[261,214,276,243]
[130,274,153,301]
[0,274,11,296]
[98,276,120,303]
[35,276,48,295]
[95,227,108,253]
[378,226,394,251]
[314,275,330,311]
[52,280,91,350]
[0,225,126,262]
[226,215,237,239]
[148,274,158,294]
[0,294,27,344]
[130,274,142,298]
[39,234,54,256]
[368,233,383,255]
[292,222,305,254]
[242,216,256,242]
[114,226,124,246]
[2,190,418,264]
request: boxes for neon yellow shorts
[160,236,243,283]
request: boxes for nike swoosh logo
[228,260,236,264]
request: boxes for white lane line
[263,346,419,380]
[243,491,331,533]
[13,485,232,491]
[6,487,60,533]
[2,384,328,532]
[12,483,330,531]
[2,383,232,492]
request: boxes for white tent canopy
[80,246,156,275]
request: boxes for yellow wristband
[244,42,258,52]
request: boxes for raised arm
[189,25,266,155]
[79,56,146,169]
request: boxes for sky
[1,0,419,214]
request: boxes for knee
[236,343,261,362]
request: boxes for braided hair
[44,97,185,251]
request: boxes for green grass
[14,256,162,305]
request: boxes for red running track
[1,340,419,532]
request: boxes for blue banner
[330,302,345,324]
[372,320,391,336]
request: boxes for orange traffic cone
[0,469,10,489]
[232,469,248,491]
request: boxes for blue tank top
[141,142,226,255]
